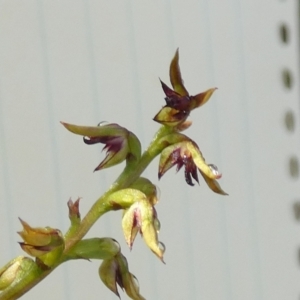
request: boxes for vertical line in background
[81,0,110,237]
[124,0,145,146]
[0,87,16,257]
[232,0,263,299]
[35,2,70,299]
[298,0,300,105]
[163,0,176,50]
[82,0,101,120]
[198,1,232,299]
[162,1,198,299]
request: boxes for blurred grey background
[0,1,299,299]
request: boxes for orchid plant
[0,49,227,300]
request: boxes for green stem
[64,125,172,252]
[0,270,49,300]
[0,125,172,299]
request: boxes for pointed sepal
[169,48,189,96]
[99,258,121,298]
[61,122,141,171]
[190,88,217,109]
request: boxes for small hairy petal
[182,154,199,185]
[191,165,199,183]
[184,169,194,186]
[175,159,184,172]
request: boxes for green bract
[66,238,120,261]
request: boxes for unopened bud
[67,197,81,220]
[99,253,146,300]
[0,256,38,290]
[18,219,64,267]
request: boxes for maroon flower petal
[160,80,191,111]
